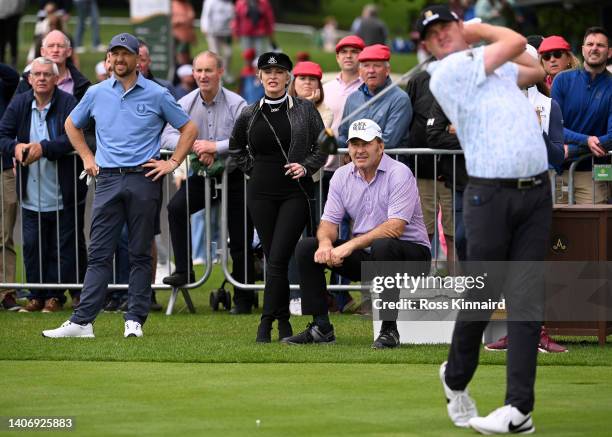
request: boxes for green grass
[2,274,611,435]
[0,361,611,436]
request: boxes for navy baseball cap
[108,33,139,54]
[416,5,460,40]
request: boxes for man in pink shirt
[283,119,431,348]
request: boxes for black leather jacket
[229,95,327,177]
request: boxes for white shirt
[428,46,548,178]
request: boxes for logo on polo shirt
[268,56,277,64]
[136,103,146,114]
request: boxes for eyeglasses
[541,51,565,61]
[31,72,54,78]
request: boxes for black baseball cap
[416,5,460,40]
[108,33,139,54]
[257,52,293,71]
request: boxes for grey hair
[42,31,71,49]
[31,57,60,76]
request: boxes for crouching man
[282,119,431,348]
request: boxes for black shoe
[280,323,335,345]
[1,293,21,311]
[277,319,292,341]
[104,299,121,312]
[256,317,273,343]
[372,326,400,349]
[162,271,195,287]
[229,306,252,315]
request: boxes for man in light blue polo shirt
[43,33,198,339]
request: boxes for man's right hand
[314,242,334,265]
[14,143,28,164]
[587,136,606,157]
[83,155,99,177]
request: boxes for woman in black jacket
[229,52,327,342]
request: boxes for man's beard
[585,54,607,69]
[113,64,134,77]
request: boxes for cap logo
[354,121,367,131]
[268,56,277,64]
[422,12,440,26]
[120,35,127,43]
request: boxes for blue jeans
[74,0,101,47]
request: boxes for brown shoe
[42,298,63,313]
[19,298,45,312]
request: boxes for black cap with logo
[257,52,293,71]
[416,5,460,40]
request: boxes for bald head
[41,30,72,68]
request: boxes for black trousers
[167,169,255,306]
[296,237,431,319]
[248,194,309,320]
[445,178,552,413]
[0,13,20,66]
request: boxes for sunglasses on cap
[541,50,565,61]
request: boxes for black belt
[99,166,147,174]
[469,172,548,190]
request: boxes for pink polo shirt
[322,73,363,170]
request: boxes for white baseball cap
[177,64,193,78]
[347,119,382,144]
[95,61,106,76]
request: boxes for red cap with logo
[335,35,366,53]
[292,61,323,80]
[538,36,571,53]
[358,44,391,62]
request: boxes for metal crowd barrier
[0,151,214,315]
[220,148,464,293]
[5,147,597,313]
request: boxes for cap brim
[420,18,455,39]
[347,134,377,144]
[108,44,137,54]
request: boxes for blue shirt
[338,77,412,148]
[70,73,190,167]
[428,46,548,178]
[551,69,612,155]
[23,100,63,212]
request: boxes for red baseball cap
[335,35,365,53]
[358,44,391,62]
[538,36,571,53]
[292,61,323,80]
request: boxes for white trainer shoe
[42,320,94,338]
[289,298,302,316]
[439,361,478,427]
[469,405,534,435]
[124,320,143,338]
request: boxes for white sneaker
[439,361,478,427]
[42,320,94,338]
[469,405,534,435]
[124,320,143,338]
[289,298,302,316]
[74,46,86,54]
